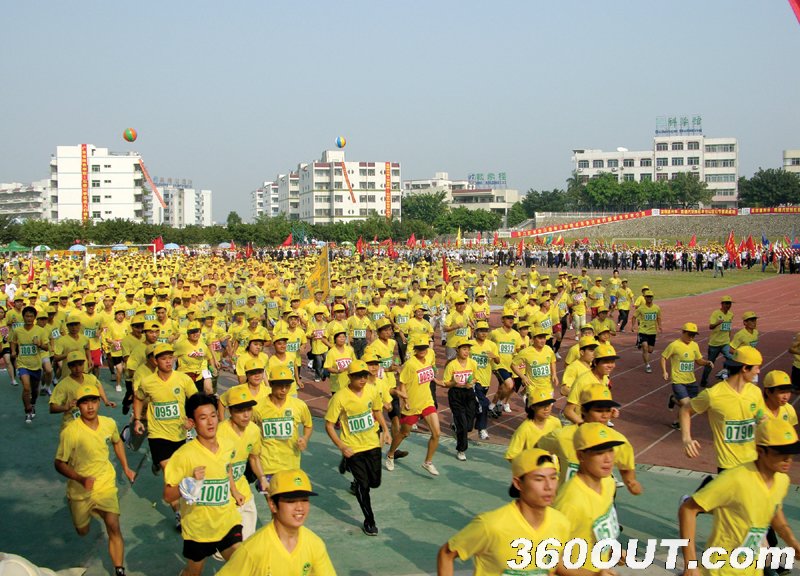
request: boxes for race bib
[720,321,731,332]
[724,419,755,444]
[347,410,375,433]
[472,353,488,369]
[455,328,468,337]
[84,328,97,339]
[679,361,695,372]
[417,366,434,384]
[262,417,294,440]
[540,318,552,330]
[741,527,768,552]
[51,328,61,340]
[336,357,352,371]
[395,315,408,325]
[313,330,324,339]
[499,342,515,355]
[20,344,37,356]
[286,341,300,353]
[353,329,367,339]
[453,370,473,386]
[0,326,8,338]
[71,408,81,419]
[211,341,222,352]
[197,479,230,506]
[592,506,620,551]
[231,460,246,481]
[530,364,551,378]
[643,312,657,321]
[371,312,385,321]
[565,462,579,482]
[153,401,180,420]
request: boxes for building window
[687,157,700,166]
[640,158,652,167]
[334,195,343,203]
[334,208,343,216]
[91,165,100,172]
[623,173,635,181]
[360,208,368,216]
[367,195,376,203]
[656,158,668,167]
[334,182,342,189]
[671,173,680,180]
[705,144,736,153]
[92,211,101,218]
[592,160,604,168]
[641,173,652,182]
[92,195,101,203]
[103,179,111,183]
[687,141,700,150]
[104,164,111,168]
[656,173,668,181]
[706,174,737,183]
[578,160,589,169]
[607,159,619,168]
[367,169,375,176]
[672,157,684,166]
[359,169,367,176]
[656,142,668,151]
[623,159,634,167]
[672,142,684,151]
[391,170,400,177]
[91,180,100,188]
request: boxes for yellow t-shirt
[448,502,571,576]
[554,475,618,571]
[490,328,523,371]
[406,317,433,340]
[346,314,372,341]
[79,312,104,351]
[217,522,335,576]
[764,403,798,426]
[634,304,661,335]
[661,338,703,385]
[730,328,759,350]
[325,384,383,454]
[323,345,355,394]
[105,321,129,357]
[56,415,120,500]
[254,395,312,475]
[174,339,212,374]
[135,371,199,442]
[513,345,556,396]
[307,320,330,355]
[398,355,437,415]
[563,342,581,366]
[708,310,734,347]
[615,288,633,311]
[444,310,471,348]
[562,360,591,393]
[50,374,104,429]
[690,381,766,469]
[163,437,241,543]
[693,462,790,576]
[505,416,562,461]
[217,419,262,502]
[566,370,608,407]
[571,292,587,316]
[443,357,478,388]
[470,339,498,388]
[366,338,397,388]
[53,334,90,378]
[11,325,48,370]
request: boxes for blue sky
[2,1,798,223]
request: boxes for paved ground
[1,273,798,575]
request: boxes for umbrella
[164,243,180,250]
[340,241,354,247]
[218,242,231,249]
[111,244,128,251]
[33,245,51,252]
[69,244,86,252]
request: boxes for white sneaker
[307,360,313,369]
[25,413,32,424]
[456,451,467,461]
[644,364,652,374]
[479,429,489,440]
[607,421,615,428]
[422,461,439,476]
[115,384,122,392]
[615,480,625,488]
[503,403,512,413]
[556,352,562,360]
[385,457,395,471]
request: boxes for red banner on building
[511,210,652,238]
[340,162,356,203]
[80,144,89,222]
[749,206,800,214]
[659,208,736,216]
[384,162,392,220]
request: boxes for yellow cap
[644,290,654,297]
[374,317,392,331]
[579,336,599,349]
[574,422,626,452]
[66,351,86,364]
[76,384,101,403]
[268,365,295,384]
[409,334,430,349]
[742,311,758,321]
[511,448,559,479]
[681,322,699,333]
[223,385,257,409]
[152,343,174,357]
[186,321,202,332]
[268,469,318,497]
[764,370,793,389]
[145,343,158,356]
[362,350,381,364]
[727,345,762,367]
[243,358,265,373]
[527,389,556,407]
[755,418,800,453]
[348,360,370,375]
[475,320,490,330]
[596,304,609,313]
[452,336,475,349]
[271,331,289,342]
[579,385,620,408]
[593,344,619,361]
[721,295,733,303]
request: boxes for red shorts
[553,323,562,334]
[400,405,436,426]
[90,349,102,367]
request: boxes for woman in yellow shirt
[505,390,561,461]
[323,331,355,395]
[174,322,217,394]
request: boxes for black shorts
[148,438,184,466]
[183,524,242,562]
[347,447,382,489]
[637,333,656,348]
[495,368,513,383]
[110,356,124,367]
[388,396,401,420]
[1,347,10,356]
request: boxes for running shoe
[645,364,652,374]
[394,450,409,459]
[421,461,439,476]
[362,521,379,536]
[25,413,32,424]
[385,457,395,471]
[115,384,122,392]
[479,429,489,440]
[503,403,512,413]
[456,451,467,461]
[668,395,677,409]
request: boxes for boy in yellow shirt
[662,322,712,430]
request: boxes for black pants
[473,384,490,431]
[448,386,477,452]
[617,310,629,332]
[123,379,134,411]
[347,447,382,525]
[352,338,367,359]
[395,333,407,363]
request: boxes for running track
[296,274,800,482]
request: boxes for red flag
[688,234,697,248]
[581,236,589,244]
[406,233,416,248]
[27,251,35,283]
[45,256,50,270]
[230,239,236,250]
[554,235,565,246]
[746,235,755,252]
[280,233,292,247]
[516,240,523,258]
[356,236,364,254]
[420,238,426,248]
[148,236,165,253]
[477,231,482,242]
[725,230,736,258]
[245,242,253,258]
[790,0,800,24]
[442,254,450,283]
[492,232,499,246]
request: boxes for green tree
[400,191,448,222]
[0,215,21,244]
[520,188,566,214]
[226,211,243,229]
[506,202,528,227]
[738,168,800,207]
[668,173,713,208]
[583,173,621,210]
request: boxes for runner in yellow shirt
[164,393,244,576]
[11,305,50,423]
[701,295,735,386]
[569,284,588,339]
[438,448,573,576]
[489,314,524,416]
[54,383,136,576]
[730,311,759,351]
[217,469,335,576]
[564,344,619,425]
[511,327,558,400]
[505,390,561,461]
[442,337,479,461]
[323,331,355,394]
[662,322,713,430]
[762,370,797,426]
[325,360,390,536]
[470,321,500,441]
[679,418,800,576]
[561,336,598,398]
[615,279,633,333]
[632,290,661,374]
[553,422,626,573]
[347,303,373,359]
[50,351,114,430]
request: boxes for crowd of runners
[1,250,799,576]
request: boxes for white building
[784,149,800,175]
[0,179,53,221]
[148,178,213,227]
[403,172,520,225]
[572,135,739,208]
[50,144,145,222]
[251,181,280,221]
[276,172,300,220]
[296,150,401,225]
